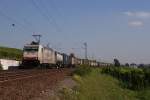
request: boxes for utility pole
[32,34,42,44]
[83,42,87,59]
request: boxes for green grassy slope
[60,67,150,100]
[75,69,137,100]
[0,46,22,60]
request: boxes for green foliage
[0,46,22,60]
[114,58,120,67]
[62,68,138,100]
[125,63,130,67]
[102,67,150,90]
[137,88,150,100]
[73,65,92,76]
[60,67,150,100]
[59,87,79,100]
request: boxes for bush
[73,65,92,76]
[102,67,150,90]
[59,87,78,100]
[137,88,150,100]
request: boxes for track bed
[0,68,72,100]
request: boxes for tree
[138,64,144,68]
[114,58,120,67]
[125,63,129,67]
[130,63,137,66]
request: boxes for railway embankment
[59,66,150,100]
[0,68,73,100]
[1,67,150,100]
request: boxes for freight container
[55,51,63,67]
[62,53,70,67]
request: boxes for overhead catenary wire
[0,9,33,33]
[46,0,64,21]
[22,18,36,32]
[46,0,73,42]
[30,0,61,32]
[30,0,51,22]
[39,0,61,32]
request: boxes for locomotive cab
[21,42,41,67]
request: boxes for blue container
[62,53,70,66]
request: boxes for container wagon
[62,53,70,67]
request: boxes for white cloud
[128,21,144,27]
[124,11,150,19]
[124,11,134,16]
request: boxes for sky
[0,0,150,64]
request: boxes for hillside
[0,46,22,60]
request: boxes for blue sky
[0,0,150,64]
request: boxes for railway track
[0,67,72,100]
[0,68,67,83]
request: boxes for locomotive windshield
[23,46,39,52]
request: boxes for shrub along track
[0,68,72,100]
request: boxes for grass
[60,67,150,100]
[137,88,150,100]
[0,46,22,60]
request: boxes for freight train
[21,41,76,68]
[20,41,111,68]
